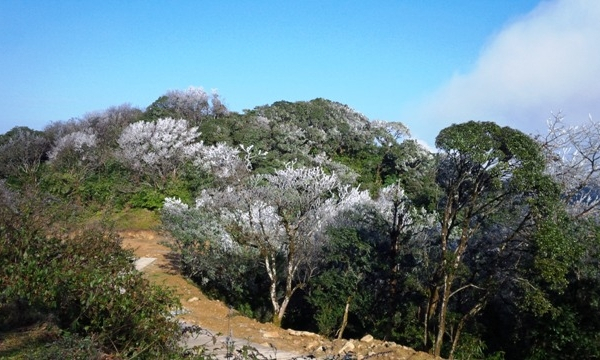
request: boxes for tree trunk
[424,284,440,348]
[337,297,352,339]
[434,273,454,357]
[276,293,292,327]
[271,251,299,327]
[265,254,281,326]
[449,302,484,359]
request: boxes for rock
[360,334,374,343]
[288,329,320,337]
[169,308,189,316]
[305,340,322,351]
[187,297,199,302]
[262,331,280,339]
[134,257,156,270]
[338,340,355,354]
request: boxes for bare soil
[121,230,439,359]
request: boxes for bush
[0,183,186,358]
[160,199,272,322]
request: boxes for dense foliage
[2,88,599,359]
[0,183,186,358]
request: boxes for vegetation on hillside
[1,86,599,359]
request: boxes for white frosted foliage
[48,129,97,162]
[117,117,203,178]
[541,113,600,218]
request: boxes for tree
[44,128,99,204]
[188,163,369,326]
[538,112,600,218]
[48,129,98,164]
[370,120,410,147]
[144,86,229,124]
[368,121,412,185]
[196,142,247,180]
[161,197,268,315]
[378,139,439,209]
[499,112,600,359]
[0,127,50,184]
[372,181,432,278]
[308,227,373,338]
[80,104,143,167]
[429,121,553,357]
[310,180,434,341]
[117,117,203,188]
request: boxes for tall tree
[429,121,553,357]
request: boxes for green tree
[309,227,373,338]
[429,121,561,358]
[0,126,50,185]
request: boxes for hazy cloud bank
[410,0,600,145]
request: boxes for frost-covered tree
[165,87,210,121]
[272,122,308,155]
[539,112,600,218]
[45,128,99,204]
[371,120,410,147]
[117,118,203,187]
[314,180,434,340]
[161,196,258,294]
[78,105,143,168]
[83,105,142,145]
[209,88,229,118]
[195,142,246,180]
[48,129,98,164]
[178,163,369,326]
[372,181,435,271]
[145,87,229,124]
[44,118,85,142]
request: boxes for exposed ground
[121,229,438,359]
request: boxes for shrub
[0,183,186,358]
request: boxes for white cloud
[410,0,600,145]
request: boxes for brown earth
[121,230,439,359]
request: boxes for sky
[1,0,599,147]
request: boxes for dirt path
[121,230,438,359]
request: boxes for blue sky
[1,0,599,147]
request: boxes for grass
[86,207,161,231]
[112,208,160,230]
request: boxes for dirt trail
[121,230,438,359]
